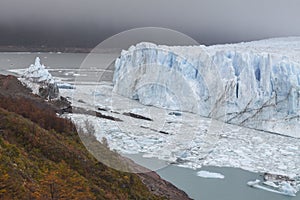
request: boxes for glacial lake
[126,153,299,200]
[1,52,299,200]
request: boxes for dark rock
[169,112,182,116]
[38,82,59,100]
[96,111,123,122]
[51,96,72,114]
[159,130,169,135]
[123,112,153,121]
[98,107,109,112]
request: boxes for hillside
[0,74,190,200]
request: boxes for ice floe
[196,170,225,179]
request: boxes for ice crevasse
[113,38,300,138]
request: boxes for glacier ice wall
[113,39,300,138]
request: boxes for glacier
[113,38,300,138]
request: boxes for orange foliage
[0,96,75,135]
[30,161,96,200]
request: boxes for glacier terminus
[113,37,300,138]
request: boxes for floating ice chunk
[247,179,261,186]
[248,180,285,195]
[248,179,297,197]
[263,181,279,189]
[280,181,297,197]
[196,170,225,179]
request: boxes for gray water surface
[158,165,298,200]
[0,52,86,72]
[126,153,299,200]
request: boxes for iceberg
[22,57,59,99]
[113,38,300,138]
[22,57,55,84]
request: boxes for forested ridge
[0,75,190,200]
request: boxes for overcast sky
[0,0,300,47]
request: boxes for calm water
[1,52,298,200]
[0,52,86,73]
[158,165,298,200]
[126,153,299,200]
